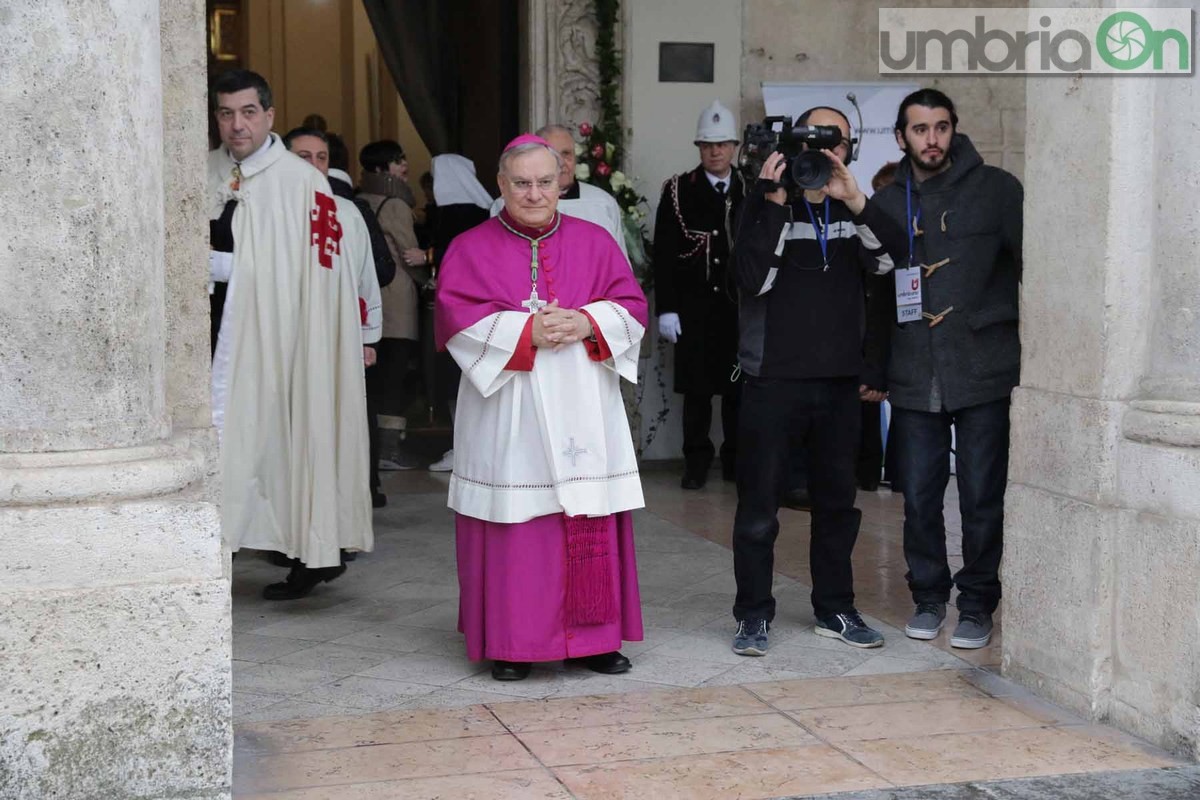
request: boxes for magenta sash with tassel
[563,514,618,626]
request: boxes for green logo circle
[1097,11,1154,70]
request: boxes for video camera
[739,116,845,191]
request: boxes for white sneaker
[429,449,455,473]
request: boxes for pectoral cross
[563,438,588,466]
[522,286,548,314]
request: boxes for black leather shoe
[567,651,632,674]
[681,470,707,490]
[263,564,347,600]
[266,551,296,568]
[491,660,532,681]
[372,491,388,508]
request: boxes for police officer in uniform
[654,100,746,490]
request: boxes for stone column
[0,2,231,798]
[1004,60,1200,757]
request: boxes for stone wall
[0,1,231,797]
[1005,61,1200,758]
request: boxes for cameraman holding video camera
[730,107,906,656]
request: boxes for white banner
[761,81,920,195]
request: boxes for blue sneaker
[815,610,884,649]
[732,619,769,656]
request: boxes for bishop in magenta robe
[435,134,647,681]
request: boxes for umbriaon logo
[878,8,1193,74]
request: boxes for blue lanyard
[804,196,832,266]
[905,178,922,268]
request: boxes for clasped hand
[532,300,593,351]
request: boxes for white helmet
[694,100,739,144]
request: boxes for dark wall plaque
[659,42,715,83]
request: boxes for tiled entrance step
[233,668,1185,799]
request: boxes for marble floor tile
[271,642,398,675]
[787,696,1044,742]
[235,704,504,755]
[247,615,380,643]
[234,663,343,697]
[613,652,742,688]
[297,675,438,710]
[234,734,540,794]
[489,684,770,732]
[397,687,527,710]
[358,651,488,686]
[329,623,465,656]
[553,744,889,800]
[232,633,317,664]
[839,726,1177,786]
[234,697,368,725]
[745,669,981,710]
[235,768,572,800]
[233,691,287,720]
[517,712,815,766]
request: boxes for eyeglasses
[508,177,559,194]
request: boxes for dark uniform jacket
[871,134,1023,412]
[653,166,746,395]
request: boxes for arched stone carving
[526,0,602,130]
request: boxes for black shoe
[262,564,347,600]
[266,551,296,568]
[780,487,812,510]
[491,660,532,681]
[372,491,387,508]
[567,651,631,674]
[722,463,737,482]
[681,467,708,490]
[858,478,880,491]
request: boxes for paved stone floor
[231,462,1190,797]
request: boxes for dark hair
[797,105,852,131]
[359,140,406,173]
[871,161,899,192]
[895,88,958,133]
[302,113,328,132]
[420,171,434,189]
[282,127,327,149]
[211,69,273,111]
[326,133,350,171]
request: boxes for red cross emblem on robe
[310,191,342,269]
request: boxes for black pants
[368,337,413,417]
[732,376,862,621]
[891,397,1010,614]
[367,388,381,493]
[682,385,741,474]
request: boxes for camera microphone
[844,92,864,163]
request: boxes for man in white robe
[490,124,630,265]
[207,70,371,600]
[437,134,647,681]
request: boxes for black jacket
[329,173,396,290]
[871,134,1023,412]
[733,180,905,385]
[653,166,746,395]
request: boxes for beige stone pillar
[0,2,231,797]
[1004,59,1200,757]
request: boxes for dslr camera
[740,116,844,191]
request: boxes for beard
[904,140,949,173]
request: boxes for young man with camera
[730,107,905,656]
[870,89,1023,649]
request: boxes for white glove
[209,250,233,284]
[658,312,682,343]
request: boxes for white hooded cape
[207,135,372,567]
